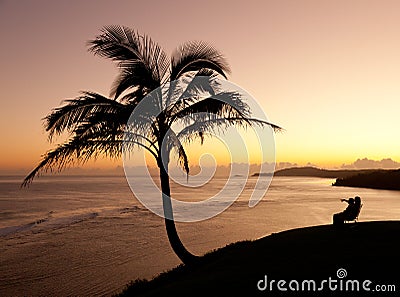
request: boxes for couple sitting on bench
[333,196,362,226]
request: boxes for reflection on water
[0,175,399,296]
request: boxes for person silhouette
[354,196,361,207]
[333,197,355,226]
[342,198,355,218]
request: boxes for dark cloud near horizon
[341,158,400,169]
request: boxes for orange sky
[1,0,400,171]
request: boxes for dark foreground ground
[116,221,400,297]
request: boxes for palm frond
[124,89,164,136]
[166,72,220,119]
[22,121,159,187]
[88,25,168,96]
[117,87,147,104]
[45,91,128,141]
[177,117,282,144]
[169,92,250,126]
[22,137,119,187]
[123,131,159,159]
[170,41,230,80]
[88,25,140,61]
[110,65,152,99]
[164,131,189,176]
[177,144,189,177]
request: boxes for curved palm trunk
[159,165,198,265]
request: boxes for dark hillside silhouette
[333,169,400,190]
[273,166,380,178]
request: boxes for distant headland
[273,167,378,178]
[333,169,400,191]
[253,167,400,191]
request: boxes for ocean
[1,174,399,296]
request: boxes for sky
[1,0,400,172]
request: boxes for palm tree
[22,25,281,265]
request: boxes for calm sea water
[0,175,399,296]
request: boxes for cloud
[275,162,298,170]
[341,158,400,169]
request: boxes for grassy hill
[116,221,400,297]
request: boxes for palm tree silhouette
[22,26,281,264]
